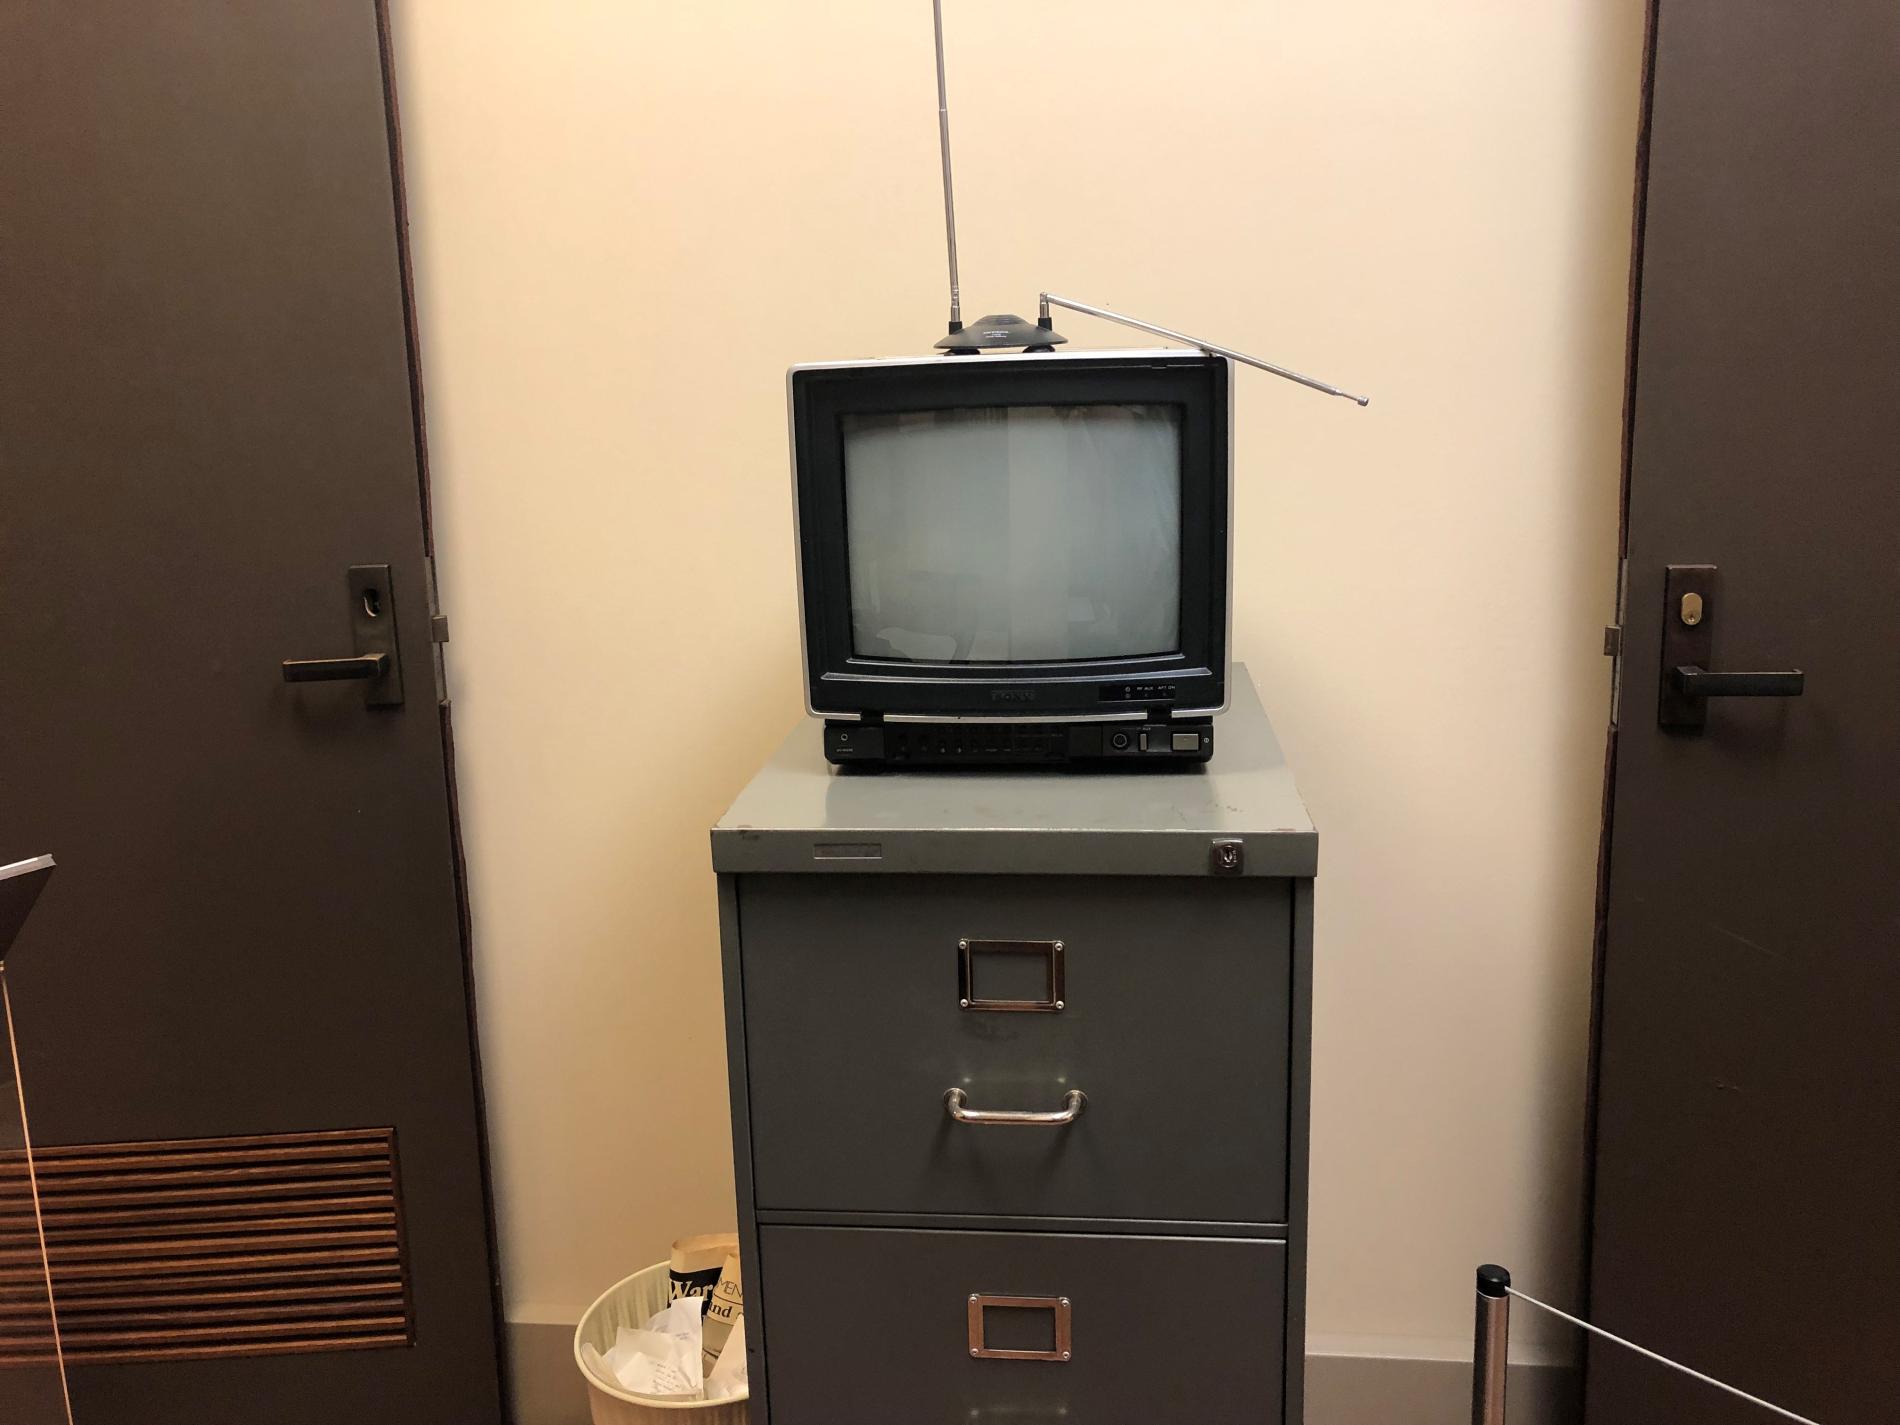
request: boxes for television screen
[841,403,1183,663]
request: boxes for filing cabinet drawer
[758,1224,1286,1425]
[739,874,1291,1224]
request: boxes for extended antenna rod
[932,0,962,333]
[926,1,1366,398]
[1040,293,1371,406]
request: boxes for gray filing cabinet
[710,667,1315,1424]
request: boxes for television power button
[828,726,883,758]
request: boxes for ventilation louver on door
[0,1128,412,1364]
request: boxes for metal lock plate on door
[281,564,404,708]
[1658,564,1804,731]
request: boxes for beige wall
[390,0,1644,1362]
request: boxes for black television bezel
[790,350,1231,721]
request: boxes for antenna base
[932,313,1068,353]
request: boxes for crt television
[789,349,1231,768]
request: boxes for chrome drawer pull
[968,1293,1073,1362]
[944,1087,1086,1126]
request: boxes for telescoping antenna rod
[929,0,1368,395]
[1040,292,1370,406]
[932,0,963,334]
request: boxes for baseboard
[509,1318,592,1425]
[508,1318,1580,1425]
[1305,1350,1579,1425]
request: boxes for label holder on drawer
[967,1294,1073,1362]
[958,938,1065,1013]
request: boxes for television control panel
[823,719,1213,770]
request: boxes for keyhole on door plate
[363,588,382,618]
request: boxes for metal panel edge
[710,828,1320,879]
[1285,878,1315,1425]
[754,1208,1288,1241]
[715,874,769,1425]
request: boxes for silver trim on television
[1217,349,1235,716]
[790,348,1228,721]
[883,710,1146,725]
[786,347,1189,379]
[786,362,826,718]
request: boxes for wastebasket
[573,1262,748,1425]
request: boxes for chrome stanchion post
[1472,1264,1511,1425]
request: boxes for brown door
[1586,2,1900,1421]
[0,3,506,1421]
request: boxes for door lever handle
[281,653,388,683]
[279,565,404,707]
[1658,565,1803,731]
[1670,666,1804,698]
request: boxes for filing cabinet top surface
[712,665,1316,877]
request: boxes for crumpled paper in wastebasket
[582,1295,747,1402]
[705,1317,747,1401]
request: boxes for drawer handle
[968,1293,1073,1362]
[944,1087,1086,1127]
